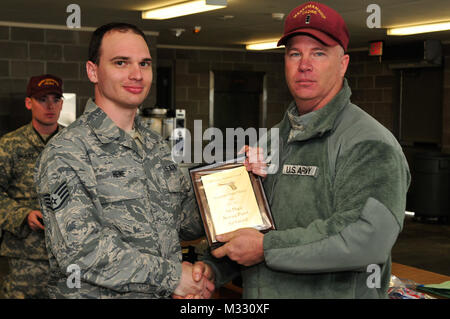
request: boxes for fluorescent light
[142,0,226,20]
[246,41,283,51]
[405,211,415,216]
[387,21,450,35]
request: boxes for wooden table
[392,262,450,285]
[391,262,450,298]
[215,263,450,299]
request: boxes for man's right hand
[172,261,215,299]
[239,145,268,178]
[191,261,215,284]
[27,210,44,231]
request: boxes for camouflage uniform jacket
[35,99,203,299]
[0,123,53,260]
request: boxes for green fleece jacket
[206,79,410,299]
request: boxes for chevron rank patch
[43,181,69,211]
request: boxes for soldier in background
[0,74,64,298]
[34,23,213,298]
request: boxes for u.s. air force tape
[43,181,69,211]
[282,164,319,177]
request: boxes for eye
[314,51,326,57]
[115,60,126,66]
[288,51,300,58]
[140,61,151,67]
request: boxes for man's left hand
[211,228,264,266]
[27,210,44,231]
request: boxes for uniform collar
[27,122,60,147]
[84,98,153,155]
[25,122,45,147]
[285,78,352,143]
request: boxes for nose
[129,63,143,81]
[44,99,56,109]
[298,55,312,72]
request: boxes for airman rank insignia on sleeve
[283,164,319,177]
[43,181,69,211]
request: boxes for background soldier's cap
[277,1,349,51]
[26,74,63,98]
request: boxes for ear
[25,97,32,111]
[86,61,98,84]
[340,54,350,77]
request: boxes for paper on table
[421,281,450,289]
[417,281,450,298]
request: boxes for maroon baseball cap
[278,2,349,51]
[26,74,63,98]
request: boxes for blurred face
[25,94,63,127]
[86,30,152,110]
[285,35,349,114]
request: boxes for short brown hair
[88,22,148,65]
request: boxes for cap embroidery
[38,78,60,87]
[293,4,326,19]
[305,14,311,24]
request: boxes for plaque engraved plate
[190,158,275,248]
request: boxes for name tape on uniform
[282,164,319,177]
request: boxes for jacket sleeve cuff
[156,259,182,297]
[3,206,32,238]
[200,253,241,288]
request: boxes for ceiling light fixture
[142,0,227,20]
[272,13,285,21]
[246,41,283,51]
[387,21,450,35]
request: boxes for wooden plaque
[189,158,275,248]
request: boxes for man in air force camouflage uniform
[34,23,213,298]
[0,74,64,298]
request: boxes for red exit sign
[369,41,383,56]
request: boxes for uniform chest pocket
[157,159,190,194]
[155,163,191,219]
[96,178,146,204]
[96,178,152,235]
[165,174,190,193]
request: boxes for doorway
[210,70,266,159]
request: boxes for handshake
[172,261,215,299]
[172,225,266,299]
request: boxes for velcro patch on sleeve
[43,181,69,211]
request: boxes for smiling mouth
[123,86,144,94]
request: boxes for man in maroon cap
[0,74,64,298]
[192,2,410,299]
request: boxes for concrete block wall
[443,44,450,153]
[159,45,449,154]
[158,48,398,132]
[0,25,157,136]
[346,50,397,133]
[347,46,450,153]
[0,22,447,152]
[157,48,292,138]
